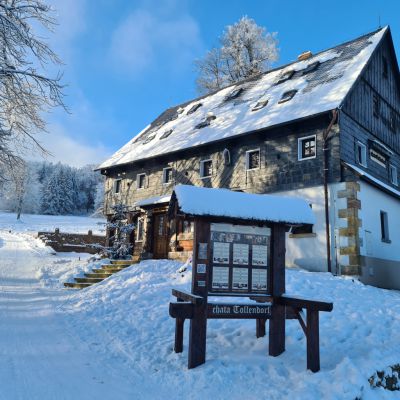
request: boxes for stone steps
[64,259,139,290]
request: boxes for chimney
[298,51,313,61]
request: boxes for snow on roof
[98,28,387,170]
[173,185,315,225]
[135,194,171,208]
[345,163,400,198]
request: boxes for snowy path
[0,231,138,400]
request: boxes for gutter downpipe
[323,109,338,274]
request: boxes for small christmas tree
[106,203,135,259]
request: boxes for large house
[97,26,400,290]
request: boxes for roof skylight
[195,113,216,130]
[278,90,297,104]
[276,70,295,84]
[252,99,269,111]
[142,134,156,144]
[187,103,203,115]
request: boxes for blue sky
[40,0,400,166]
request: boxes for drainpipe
[323,109,338,274]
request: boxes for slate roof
[98,27,388,170]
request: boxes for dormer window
[187,103,202,115]
[160,129,173,140]
[276,70,294,84]
[225,87,243,101]
[279,90,297,104]
[252,99,269,111]
[302,61,320,75]
[195,113,216,130]
[142,134,156,145]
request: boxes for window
[183,220,194,233]
[291,224,313,235]
[370,148,387,168]
[162,167,173,184]
[223,148,231,166]
[278,90,297,104]
[276,70,294,84]
[225,87,244,101]
[114,179,122,194]
[382,56,388,79]
[301,61,320,75]
[160,129,173,140]
[187,103,202,115]
[298,135,316,160]
[389,164,398,186]
[389,111,397,133]
[252,99,268,111]
[380,211,390,243]
[355,141,367,167]
[200,159,212,178]
[137,173,146,189]
[136,219,144,242]
[142,134,156,145]
[373,94,380,118]
[246,149,260,170]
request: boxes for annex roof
[135,194,171,208]
[98,27,388,170]
[172,185,315,225]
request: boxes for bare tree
[0,0,65,176]
[195,16,279,94]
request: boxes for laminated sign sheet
[209,223,270,294]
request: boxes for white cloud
[28,125,112,168]
[109,7,203,75]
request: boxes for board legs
[269,304,285,357]
[188,305,207,369]
[256,318,266,338]
[306,310,320,372]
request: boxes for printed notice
[252,245,268,266]
[232,268,248,290]
[198,243,208,260]
[197,263,206,274]
[233,243,249,265]
[252,269,268,291]
[213,242,230,264]
[212,267,229,289]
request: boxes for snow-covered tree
[0,0,65,175]
[195,16,279,93]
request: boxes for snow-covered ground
[0,223,399,399]
[0,211,106,234]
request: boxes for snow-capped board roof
[98,27,388,170]
[172,185,315,225]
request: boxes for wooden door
[153,214,168,259]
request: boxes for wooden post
[188,219,210,369]
[174,298,184,353]
[256,319,266,338]
[306,310,320,372]
[269,223,286,357]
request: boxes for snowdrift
[60,260,400,400]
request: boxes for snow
[0,211,106,235]
[173,184,315,225]
[345,163,400,198]
[1,215,400,399]
[135,194,171,207]
[98,27,387,170]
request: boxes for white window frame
[113,179,122,194]
[200,159,212,178]
[136,218,144,242]
[137,173,146,189]
[162,167,173,185]
[298,135,317,161]
[245,149,261,170]
[356,141,367,167]
[389,164,398,186]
